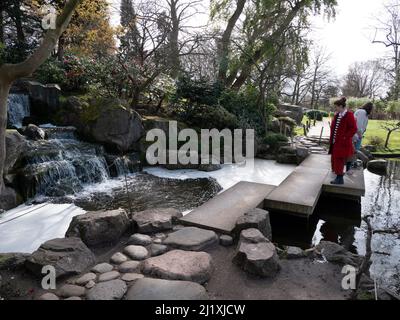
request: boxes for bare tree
[372,0,400,99]
[165,0,205,78]
[342,60,386,99]
[381,120,400,148]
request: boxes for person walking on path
[329,97,358,185]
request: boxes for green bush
[173,77,223,106]
[277,116,297,128]
[173,104,239,130]
[305,110,324,121]
[34,58,66,85]
[263,132,288,150]
[369,136,384,148]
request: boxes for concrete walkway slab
[180,182,276,234]
[264,167,330,217]
[300,154,331,170]
[323,169,365,197]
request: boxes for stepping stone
[150,244,169,256]
[121,273,144,282]
[85,280,96,289]
[141,250,213,284]
[38,293,59,300]
[163,227,218,251]
[65,297,82,300]
[233,229,280,278]
[180,182,275,234]
[58,284,86,298]
[123,245,149,260]
[128,234,152,246]
[265,166,329,216]
[234,208,272,240]
[110,252,128,265]
[219,235,233,247]
[119,261,141,273]
[86,280,127,300]
[75,273,96,286]
[125,278,208,300]
[240,228,267,243]
[132,208,182,233]
[98,271,120,282]
[92,263,113,274]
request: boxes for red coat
[329,111,357,158]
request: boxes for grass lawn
[294,118,400,154]
[363,120,400,154]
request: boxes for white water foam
[144,159,295,190]
[0,203,85,253]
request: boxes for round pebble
[123,245,149,260]
[98,271,120,282]
[110,252,128,265]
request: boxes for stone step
[264,166,330,217]
[322,169,365,198]
[179,182,276,234]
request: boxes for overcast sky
[310,0,390,76]
[108,0,391,77]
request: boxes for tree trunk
[230,0,305,91]
[57,34,65,61]
[0,79,11,192]
[385,130,393,148]
[0,8,4,44]
[217,0,246,84]
[168,0,181,79]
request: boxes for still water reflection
[271,160,400,294]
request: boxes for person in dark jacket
[329,97,358,185]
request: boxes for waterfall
[7,93,30,128]
[19,130,141,198]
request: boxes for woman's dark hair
[361,102,374,115]
[334,97,347,108]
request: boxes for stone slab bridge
[180,154,365,235]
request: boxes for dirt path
[206,245,350,300]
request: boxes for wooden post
[303,124,307,136]
[319,127,324,145]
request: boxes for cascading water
[17,126,141,198]
[7,93,30,128]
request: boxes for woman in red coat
[329,97,358,185]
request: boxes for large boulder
[66,209,130,247]
[5,130,26,174]
[13,80,61,122]
[125,278,208,300]
[25,238,96,278]
[163,227,218,251]
[141,250,213,284]
[0,187,22,211]
[23,124,46,140]
[315,241,362,267]
[277,104,304,125]
[82,98,145,152]
[234,208,272,240]
[233,229,280,278]
[132,208,182,233]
